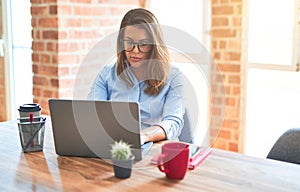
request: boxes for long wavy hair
[116,8,170,95]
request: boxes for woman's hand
[140,132,148,144]
[140,125,166,144]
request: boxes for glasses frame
[123,40,153,53]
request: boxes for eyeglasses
[123,40,152,53]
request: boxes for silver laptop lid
[49,99,147,160]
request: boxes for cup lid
[18,103,41,112]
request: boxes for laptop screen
[49,99,150,160]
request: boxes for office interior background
[0,0,299,158]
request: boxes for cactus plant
[111,140,135,178]
[111,140,132,160]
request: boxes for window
[1,0,33,119]
[247,0,300,70]
[244,0,300,158]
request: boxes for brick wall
[210,0,244,152]
[31,0,141,115]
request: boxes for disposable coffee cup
[18,103,41,122]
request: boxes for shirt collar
[124,60,140,84]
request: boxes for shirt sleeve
[154,68,185,140]
[87,65,111,100]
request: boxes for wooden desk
[1,119,300,192]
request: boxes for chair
[178,108,194,144]
[266,128,300,165]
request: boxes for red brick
[212,40,218,49]
[38,65,58,76]
[222,120,239,130]
[33,87,41,97]
[232,86,240,95]
[219,40,226,48]
[219,129,231,139]
[224,52,241,61]
[231,0,242,3]
[212,97,225,105]
[226,97,236,106]
[212,139,227,150]
[49,5,58,14]
[59,79,75,88]
[32,53,40,62]
[43,30,58,39]
[41,54,51,63]
[232,17,242,26]
[64,18,82,27]
[212,17,228,26]
[228,40,241,50]
[58,5,72,15]
[225,86,231,94]
[39,18,58,27]
[42,90,53,97]
[228,75,240,84]
[32,42,45,51]
[44,0,56,3]
[74,6,93,15]
[211,107,222,116]
[33,76,49,86]
[58,42,80,52]
[213,52,221,60]
[225,108,239,119]
[93,7,109,16]
[70,0,93,3]
[47,42,58,52]
[210,29,237,38]
[51,78,59,87]
[212,6,234,15]
[31,6,48,15]
[57,55,77,64]
[218,64,240,72]
[229,142,238,152]
[58,67,70,76]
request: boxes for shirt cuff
[153,120,179,140]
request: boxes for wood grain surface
[0,119,300,192]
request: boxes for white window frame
[247,0,300,71]
[1,0,15,120]
[1,0,33,120]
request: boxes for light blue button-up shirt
[88,63,185,140]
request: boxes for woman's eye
[127,41,134,46]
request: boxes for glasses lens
[123,40,152,53]
[139,43,152,53]
[124,40,134,52]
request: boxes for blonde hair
[116,8,170,95]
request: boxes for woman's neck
[131,67,145,81]
[131,63,147,81]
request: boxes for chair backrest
[266,128,300,165]
[178,108,194,144]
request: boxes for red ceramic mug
[157,142,190,179]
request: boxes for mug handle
[157,153,169,174]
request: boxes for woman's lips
[130,56,141,62]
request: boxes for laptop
[48,99,153,160]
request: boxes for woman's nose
[132,45,140,53]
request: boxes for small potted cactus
[111,140,135,179]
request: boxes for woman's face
[123,26,152,68]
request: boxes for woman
[88,8,185,144]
